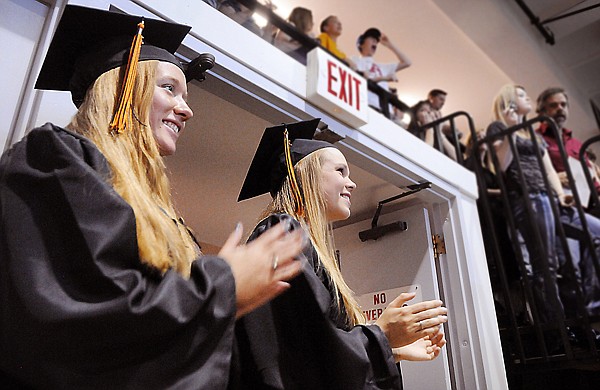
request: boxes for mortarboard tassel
[283,128,305,217]
[110,20,145,134]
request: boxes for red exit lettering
[326,60,362,111]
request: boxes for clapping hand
[219,222,304,319]
[392,325,446,362]
[375,292,448,349]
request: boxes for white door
[335,203,452,390]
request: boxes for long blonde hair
[262,148,365,327]
[67,61,197,277]
[492,84,523,126]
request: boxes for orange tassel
[110,20,145,134]
[283,128,305,217]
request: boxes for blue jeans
[510,192,564,325]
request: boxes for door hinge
[432,234,446,259]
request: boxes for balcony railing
[468,117,600,381]
[231,0,411,120]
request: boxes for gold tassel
[110,20,145,134]
[283,128,305,217]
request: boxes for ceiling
[430,0,600,130]
[514,0,600,118]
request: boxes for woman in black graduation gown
[0,5,304,389]
[235,120,448,389]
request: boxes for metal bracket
[358,182,431,242]
[432,234,446,259]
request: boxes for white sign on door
[356,284,422,324]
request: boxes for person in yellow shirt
[317,15,356,69]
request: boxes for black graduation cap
[35,5,191,107]
[238,118,336,202]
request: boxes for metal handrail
[469,116,600,374]
[414,111,475,164]
[579,134,600,214]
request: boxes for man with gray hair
[536,87,600,193]
[536,87,600,325]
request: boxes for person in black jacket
[235,120,448,389]
[0,5,303,389]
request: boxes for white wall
[432,0,597,140]
[0,0,48,150]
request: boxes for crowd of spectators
[211,0,415,119]
[211,1,474,160]
[470,85,600,352]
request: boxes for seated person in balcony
[408,100,457,161]
[317,15,356,69]
[586,150,600,190]
[535,87,600,319]
[274,7,316,53]
[219,0,262,36]
[350,28,411,111]
[427,89,466,156]
[427,89,446,121]
[536,87,600,198]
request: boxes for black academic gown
[234,214,400,390]
[0,123,237,389]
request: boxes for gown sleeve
[0,124,236,389]
[235,213,401,390]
